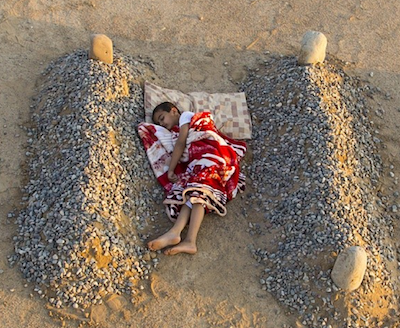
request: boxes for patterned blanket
[138,112,247,221]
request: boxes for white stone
[331,246,367,291]
[89,34,113,64]
[298,31,327,65]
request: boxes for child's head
[152,102,181,130]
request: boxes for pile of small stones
[9,49,164,310]
[8,48,398,326]
[240,56,397,328]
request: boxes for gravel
[241,55,397,328]
[8,49,398,328]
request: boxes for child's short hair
[152,102,181,122]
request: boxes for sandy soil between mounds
[1,1,400,327]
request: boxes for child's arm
[168,123,190,182]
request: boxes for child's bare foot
[164,241,197,255]
[147,231,181,251]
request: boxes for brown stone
[89,34,113,64]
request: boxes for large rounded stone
[89,34,113,64]
[331,246,367,291]
[298,30,327,65]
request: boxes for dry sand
[1,1,400,327]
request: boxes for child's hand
[168,170,178,183]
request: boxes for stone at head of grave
[298,31,327,66]
[89,34,113,64]
[331,246,367,292]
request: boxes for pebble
[11,49,161,310]
[240,56,397,327]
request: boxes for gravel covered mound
[241,56,397,328]
[11,50,162,310]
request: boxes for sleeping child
[138,102,246,255]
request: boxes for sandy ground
[1,0,400,327]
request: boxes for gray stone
[298,31,327,65]
[89,34,113,64]
[331,246,367,291]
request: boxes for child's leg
[147,204,191,251]
[165,203,205,255]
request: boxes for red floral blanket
[138,112,246,221]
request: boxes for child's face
[153,108,180,130]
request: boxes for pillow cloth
[144,81,252,140]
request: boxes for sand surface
[1,1,400,327]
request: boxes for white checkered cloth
[144,81,252,140]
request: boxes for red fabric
[138,112,246,221]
